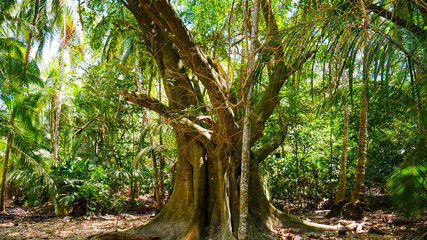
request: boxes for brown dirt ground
[277,210,427,239]
[0,201,154,239]
[0,201,426,239]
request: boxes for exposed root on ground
[88,201,347,240]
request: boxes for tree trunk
[238,0,260,239]
[344,2,371,220]
[53,28,65,163]
[327,99,349,218]
[336,83,349,203]
[90,133,342,240]
[351,13,370,206]
[0,117,14,212]
[325,32,351,218]
[158,80,165,210]
[329,118,334,199]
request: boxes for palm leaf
[132,144,170,168]
[387,137,427,219]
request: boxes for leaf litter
[0,201,425,239]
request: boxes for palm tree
[326,34,351,218]
[0,53,45,210]
[343,7,371,219]
[364,0,427,219]
[52,2,77,163]
[0,0,42,211]
[318,0,426,219]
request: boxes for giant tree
[91,0,345,239]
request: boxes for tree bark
[336,75,350,203]
[327,84,349,218]
[53,10,66,163]
[22,0,40,76]
[344,0,371,220]
[238,0,260,239]
[325,29,351,218]
[350,6,370,205]
[0,117,14,211]
[158,82,165,210]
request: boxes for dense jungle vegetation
[0,0,426,239]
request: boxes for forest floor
[0,197,426,239]
[278,209,426,239]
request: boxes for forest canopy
[0,0,426,239]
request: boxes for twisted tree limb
[136,0,237,142]
[121,90,213,147]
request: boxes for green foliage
[387,137,427,218]
[52,158,127,215]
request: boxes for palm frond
[56,193,76,215]
[132,144,170,168]
[387,137,427,218]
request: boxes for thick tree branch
[257,49,316,121]
[255,123,288,163]
[124,0,199,111]
[121,90,172,118]
[125,0,236,146]
[239,0,315,147]
[179,118,212,141]
[368,3,427,38]
[73,115,99,136]
[136,0,237,142]
[260,0,283,59]
[251,50,315,144]
[137,0,229,105]
[122,90,213,146]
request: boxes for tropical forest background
[0,0,426,238]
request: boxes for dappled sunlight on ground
[0,201,425,239]
[277,210,426,239]
[0,202,154,239]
